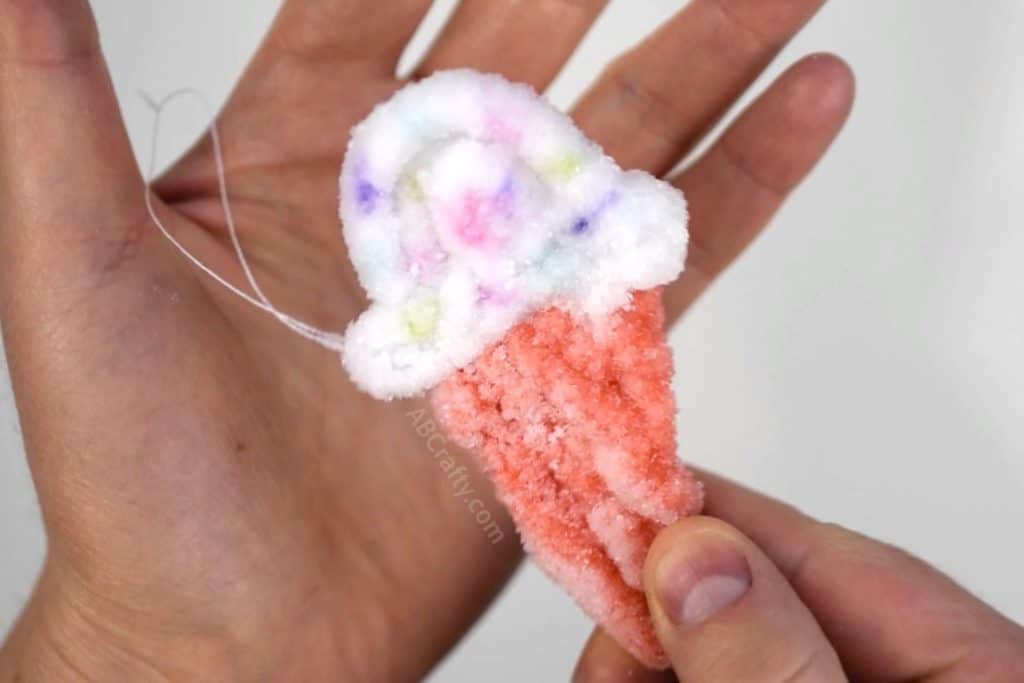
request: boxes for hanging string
[140,88,346,352]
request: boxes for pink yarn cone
[431,288,703,669]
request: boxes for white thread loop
[141,88,346,353]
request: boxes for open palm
[0,1,851,680]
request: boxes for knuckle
[705,0,781,55]
[608,65,686,147]
[717,137,790,200]
[0,0,99,68]
[543,0,610,15]
[948,633,1024,683]
[780,520,850,589]
[775,642,843,683]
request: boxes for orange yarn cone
[431,288,703,668]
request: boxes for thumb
[645,516,846,682]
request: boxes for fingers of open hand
[0,2,214,474]
[664,54,854,320]
[268,0,434,69]
[413,0,609,90]
[563,0,849,323]
[573,0,827,174]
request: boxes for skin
[574,472,1024,682]
[0,0,1019,680]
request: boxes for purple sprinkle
[353,159,382,214]
[494,174,517,217]
[570,190,620,236]
[571,216,591,234]
[356,180,380,214]
[595,189,620,213]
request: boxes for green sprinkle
[541,153,582,183]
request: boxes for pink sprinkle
[447,191,497,248]
[485,112,521,146]
[402,243,446,280]
[476,283,516,306]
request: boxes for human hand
[0,1,852,680]
[573,471,1024,682]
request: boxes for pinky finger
[665,53,855,323]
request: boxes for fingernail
[655,536,751,626]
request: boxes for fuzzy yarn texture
[339,70,703,668]
[340,70,687,399]
[431,288,702,668]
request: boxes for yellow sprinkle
[541,153,582,183]
[401,172,425,202]
[403,297,440,341]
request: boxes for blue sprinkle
[570,190,620,236]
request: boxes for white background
[1,1,1022,680]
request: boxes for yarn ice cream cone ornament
[339,70,703,669]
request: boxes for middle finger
[413,0,610,90]
[572,0,827,175]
